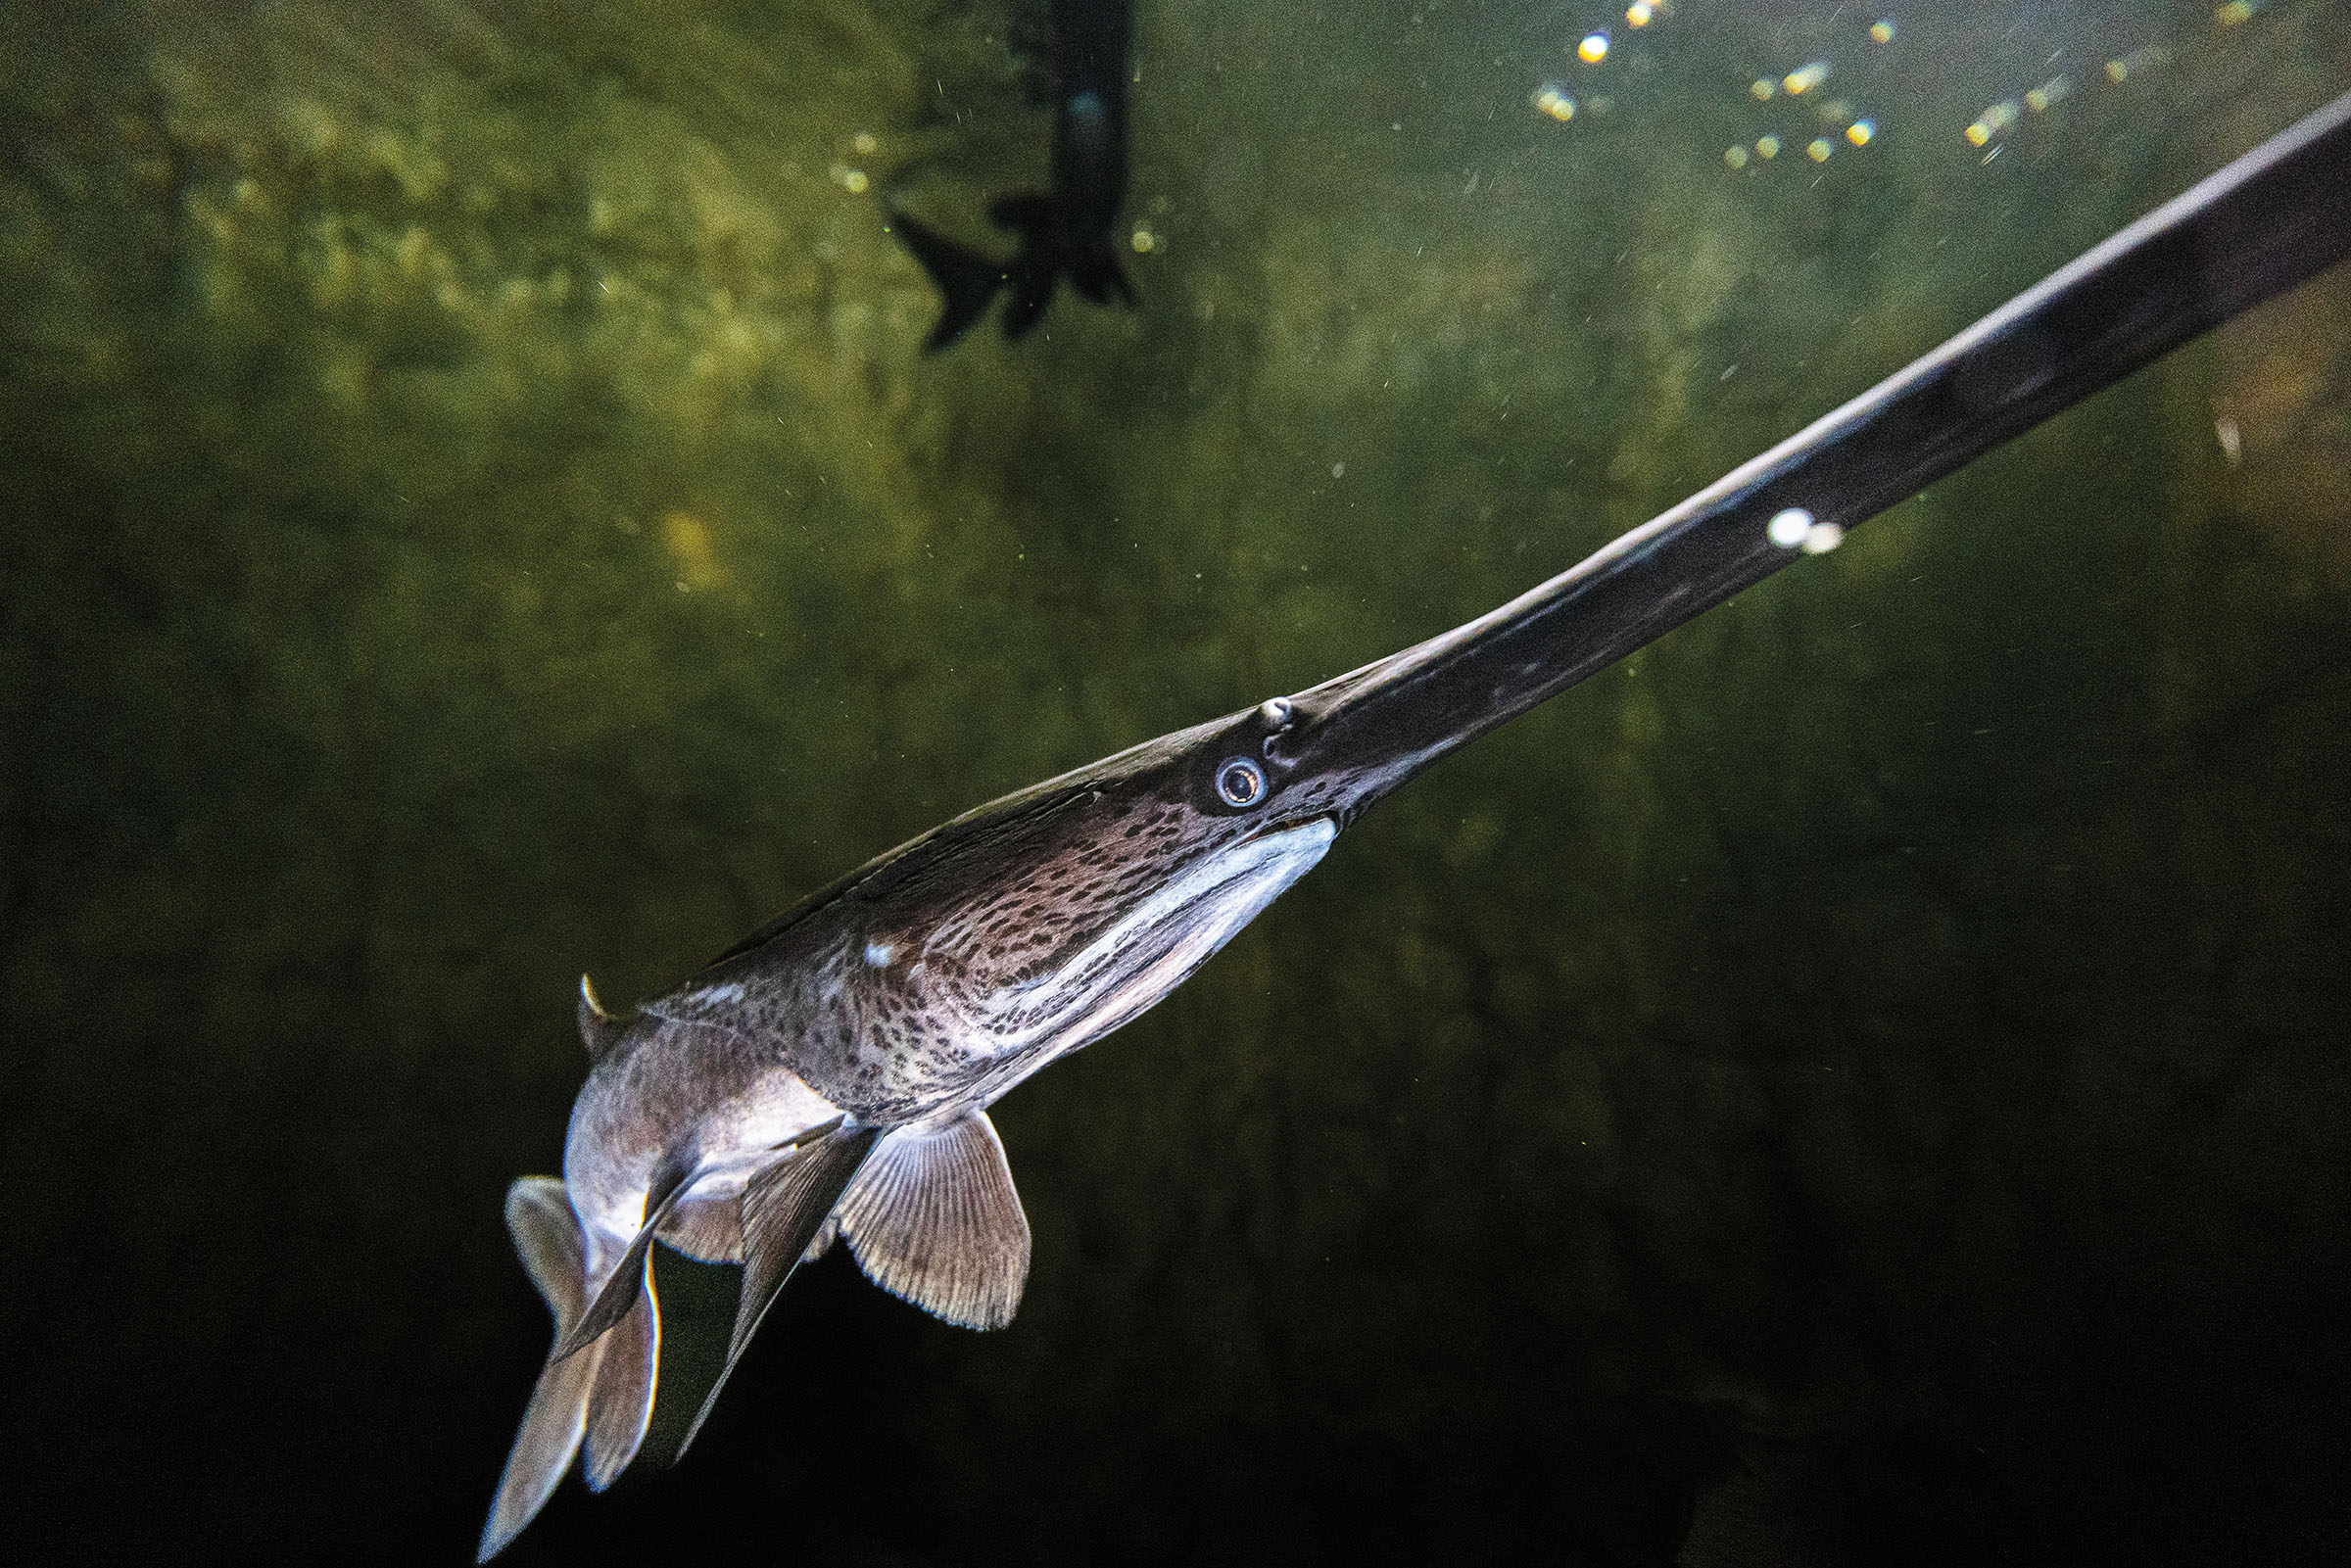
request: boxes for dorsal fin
[838,1112,1031,1331]
[577,974,626,1063]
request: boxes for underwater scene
[4,0,2349,1562]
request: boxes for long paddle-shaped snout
[1257,91,2351,824]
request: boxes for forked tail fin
[478,1178,663,1561]
[890,212,1010,352]
[1065,241,1135,311]
[989,193,1135,341]
[893,198,1137,350]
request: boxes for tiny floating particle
[1756,133,1782,159]
[1532,82,1576,120]
[1578,31,1610,64]
[1784,61,1831,96]
[1846,119,1875,146]
[1724,144,1751,169]
[1751,78,1776,101]
[1130,227,1156,253]
[1767,508,1814,548]
[1870,19,1896,43]
[842,167,869,194]
[1806,137,1833,162]
[1800,520,1845,554]
[2215,1,2255,24]
[852,131,878,155]
[2215,416,2243,464]
[1626,2,1654,26]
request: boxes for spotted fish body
[480,93,2351,1563]
[568,707,1339,1218]
[480,703,1347,1559]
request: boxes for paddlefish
[891,0,1137,350]
[478,91,2351,1559]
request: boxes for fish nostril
[1215,756,1268,808]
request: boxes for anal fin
[839,1111,1031,1330]
[677,1121,880,1456]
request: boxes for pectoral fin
[677,1122,880,1457]
[551,1162,694,1364]
[839,1112,1031,1330]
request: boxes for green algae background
[3,1,2349,1561]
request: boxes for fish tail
[580,1251,659,1491]
[989,193,1063,340]
[478,1177,613,1562]
[1067,242,1136,309]
[889,211,1009,352]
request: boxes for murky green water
[4,1,2347,1561]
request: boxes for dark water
[4,1,2348,1562]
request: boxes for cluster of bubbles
[1527,1,1673,126]
[1726,47,1881,171]
[1527,3,2288,177]
[1962,2,2265,161]
[1529,5,1885,166]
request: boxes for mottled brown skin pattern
[557,699,1357,1255]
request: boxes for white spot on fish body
[864,941,894,967]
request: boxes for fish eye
[1214,756,1267,809]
